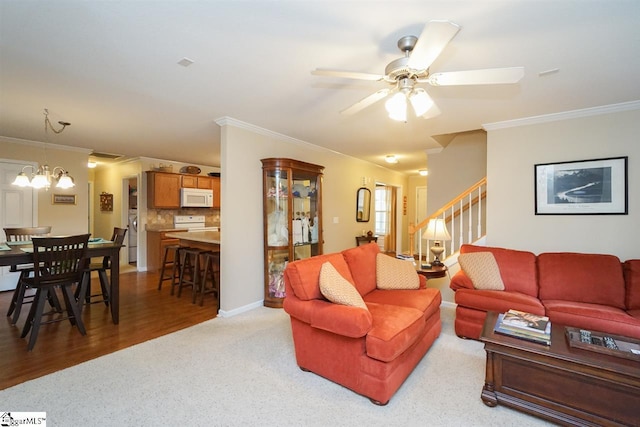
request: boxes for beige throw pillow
[458,252,505,290]
[376,253,420,290]
[319,262,368,310]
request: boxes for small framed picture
[100,193,114,211]
[52,194,77,205]
[534,156,628,215]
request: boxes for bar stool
[200,251,220,308]
[157,244,184,295]
[177,248,211,302]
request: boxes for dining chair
[20,233,91,351]
[78,227,127,307]
[3,226,58,324]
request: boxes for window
[374,186,389,235]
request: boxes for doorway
[123,176,138,266]
[0,160,37,290]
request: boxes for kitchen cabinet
[211,176,220,208]
[261,158,323,308]
[182,175,214,189]
[147,171,221,209]
[146,229,187,272]
[147,171,181,209]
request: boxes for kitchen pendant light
[12,109,75,191]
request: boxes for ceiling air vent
[90,151,123,160]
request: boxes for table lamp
[422,219,451,266]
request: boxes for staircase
[409,177,487,264]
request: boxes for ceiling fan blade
[312,68,384,81]
[341,89,391,115]
[407,20,461,71]
[428,67,525,86]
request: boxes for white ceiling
[1,1,639,174]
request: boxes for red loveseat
[450,244,640,340]
[283,243,442,405]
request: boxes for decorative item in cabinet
[261,158,324,308]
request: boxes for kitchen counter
[165,230,220,245]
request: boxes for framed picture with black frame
[534,156,628,215]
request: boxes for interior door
[0,160,36,290]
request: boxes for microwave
[180,188,214,208]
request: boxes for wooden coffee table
[480,311,640,426]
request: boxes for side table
[416,265,448,279]
[355,235,378,246]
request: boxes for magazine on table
[495,313,551,345]
[500,309,550,334]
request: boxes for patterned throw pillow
[319,262,368,310]
[376,253,420,290]
[458,252,505,290]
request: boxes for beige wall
[1,137,90,235]
[486,105,640,261]
[426,131,487,217]
[218,119,408,315]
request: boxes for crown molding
[214,116,326,153]
[214,116,406,176]
[0,135,91,154]
[483,100,640,131]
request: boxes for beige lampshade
[422,219,451,241]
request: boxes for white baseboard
[440,300,456,309]
[218,300,264,318]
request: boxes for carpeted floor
[0,305,553,426]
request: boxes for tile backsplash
[146,208,220,228]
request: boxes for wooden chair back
[31,234,91,286]
[4,226,52,242]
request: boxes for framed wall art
[534,156,628,215]
[52,194,77,205]
[100,193,114,211]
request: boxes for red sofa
[450,244,640,340]
[283,243,442,405]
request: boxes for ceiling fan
[312,20,524,121]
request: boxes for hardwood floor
[0,270,217,390]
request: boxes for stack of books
[494,309,551,345]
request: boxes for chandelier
[12,109,75,191]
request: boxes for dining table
[0,238,124,324]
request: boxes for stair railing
[409,177,487,263]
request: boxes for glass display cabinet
[261,158,324,308]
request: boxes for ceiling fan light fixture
[385,92,407,121]
[409,89,434,117]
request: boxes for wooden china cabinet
[261,158,324,308]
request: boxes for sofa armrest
[285,295,373,338]
[450,270,474,291]
[310,301,373,338]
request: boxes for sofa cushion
[375,253,420,290]
[285,253,355,301]
[458,252,505,290]
[365,302,425,362]
[538,252,625,309]
[624,260,640,310]
[342,243,380,296]
[454,288,545,316]
[544,300,640,340]
[364,287,441,317]
[319,262,368,310]
[459,244,538,297]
